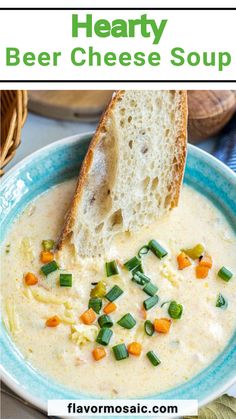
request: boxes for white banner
[48,399,198,417]
[0,9,235,82]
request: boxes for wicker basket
[1,90,28,175]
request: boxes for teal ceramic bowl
[1,133,236,413]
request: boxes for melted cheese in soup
[1,179,236,397]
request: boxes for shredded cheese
[5,298,20,334]
[70,324,98,346]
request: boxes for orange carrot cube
[92,347,106,361]
[40,251,54,263]
[177,252,192,270]
[199,255,212,269]
[80,308,96,325]
[46,315,61,327]
[154,318,171,334]
[196,265,209,279]
[24,272,38,286]
[103,302,117,315]
[127,342,142,356]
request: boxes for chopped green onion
[132,271,150,285]
[132,263,144,274]
[105,260,119,277]
[138,245,150,258]
[124,256,141,271]
[113,343,129,361]
[161,300,171,308]
[168,301,183,319]
[96,327,113,346]
[98,314,113,328]
[90,281,106,298]
[105,285,123,302]
[146,351,161,366]
[144,320,154,336]
[143,295,159,311]
[59,273,72,287]
[143,282,158,296]
[216,293,228,310]
[42,239,55,251]
[117,313,136,329]
[148,239,167,259]
[182,243,205,259]
[40,260,59,276]
[88,298,102,314]
[218,266,233,282]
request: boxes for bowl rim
[2,132,236,188]
[1,132,236,416]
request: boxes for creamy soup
[1,180,236,398]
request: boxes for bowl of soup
[0,133,235,414]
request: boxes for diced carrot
[196,265,209,279]
[154,318,171,334]
[177,252,192,270]
[46,315,61,327]
[199,254,212,269]
[80,308,96,325]
[103,302,117,315]
[92,347,106,361]
[140,307,147,320]
[128,342,142,356]
[40,251,54,263]
[24,272,38,286]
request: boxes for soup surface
[1,180,236,398]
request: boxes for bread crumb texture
[61,90,187,257]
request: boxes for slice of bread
[58,90,187,258]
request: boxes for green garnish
[216,293,228,309]
[138,245,150,258]
[132,263,144,274]
[59,273,72,287]
[113,344,129,361]
[168,301,183,319]
[105,285,123,302]
[161,301,171,308]
[146,351,161,366]
[88,298,102,314]
[148,240,167,259]
[105,261,119,277]
[143,282,158,296]
[132,271,150,285]
[40,260,59,276]
[96,327,113,346]
[117,313,136,329]
[90,281,106,298]
[218,266,233,282]
[144,320,154,336]
[42,239,55,251]
[143,295,159,311]
[98,314,113,328]
[124,256,141,271]
[182,243,205,259]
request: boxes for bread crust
[171,90,188,208]
[57,90,187,252]
[57,90,125,250]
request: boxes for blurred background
[1,90,236,175]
